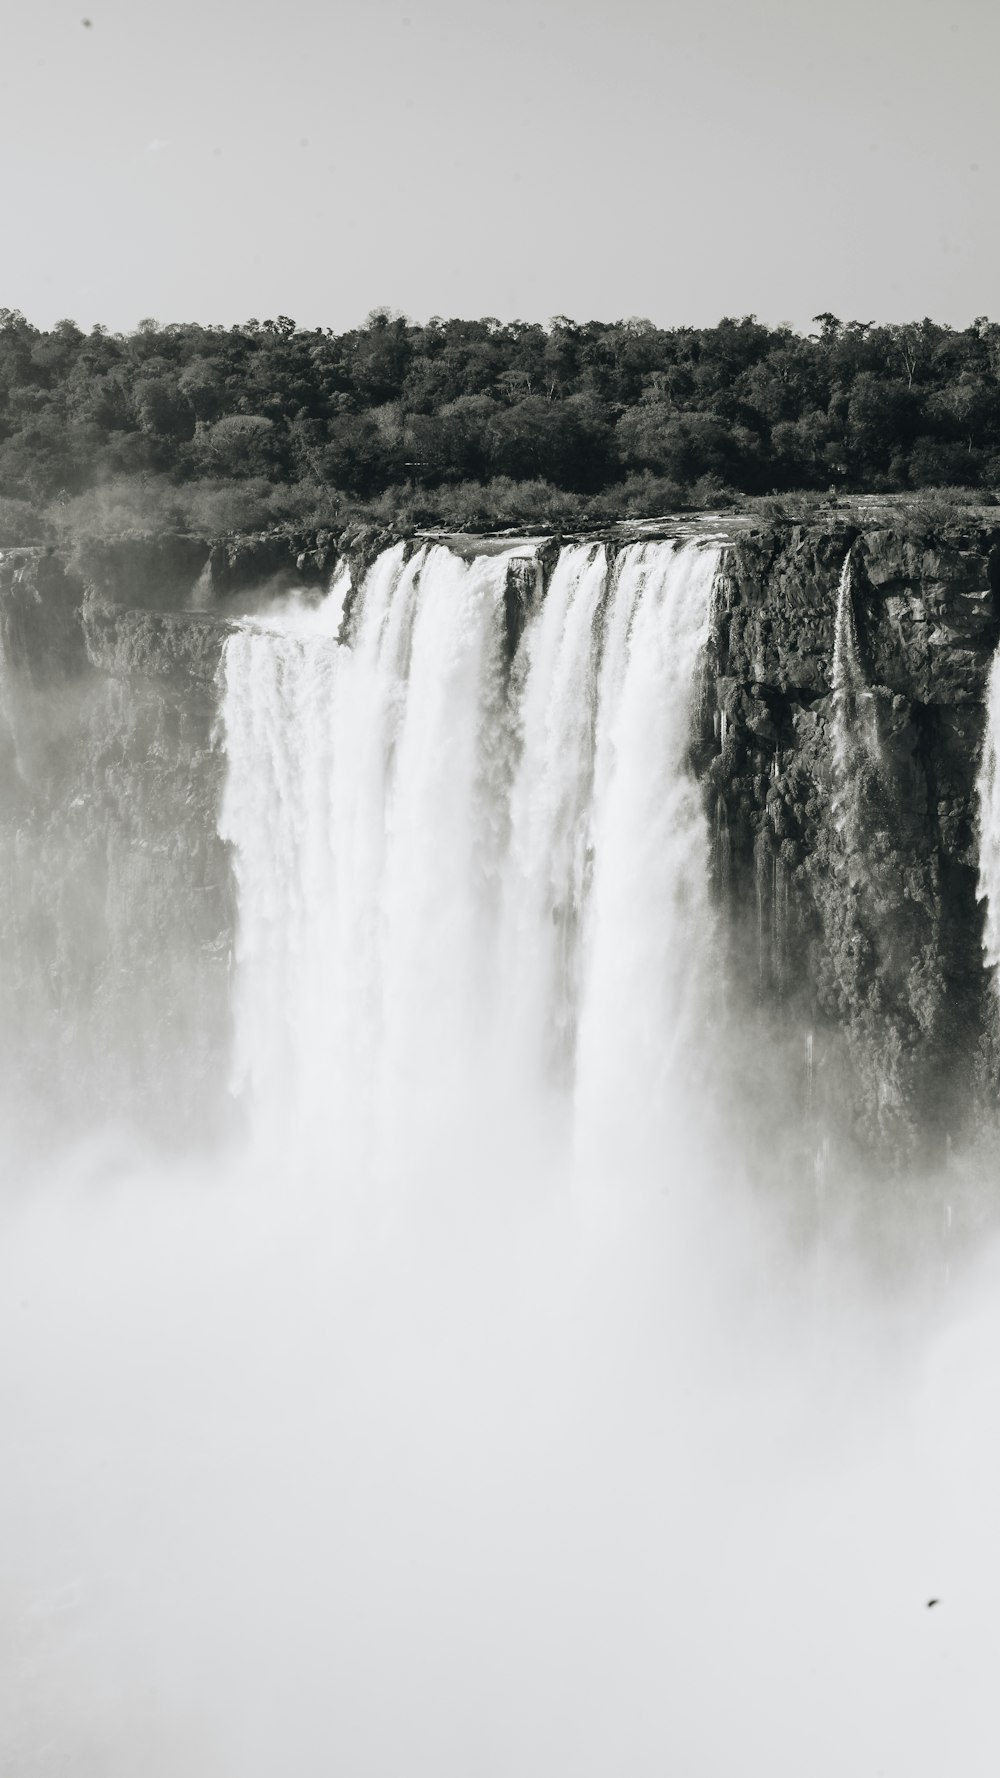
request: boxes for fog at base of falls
[4,541,1000,1775]
[7,1123,1000,1777]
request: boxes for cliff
[705,519,1000,1165]
[0,541,233,1146]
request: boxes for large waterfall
[219,538,719,1181]
[9,528,1000,1778]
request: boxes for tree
[204,414,281,475]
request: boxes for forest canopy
[2,307,1000,540]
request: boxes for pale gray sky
[1,0,997,334]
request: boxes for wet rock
[708,516,1000,1162]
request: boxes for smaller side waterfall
[976,647,1000,977]
[831,553,862,702]
[831,551,879,816]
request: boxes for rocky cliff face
[66,527,337,613]
[704,520,1000,1166]
[3,515,998,1165]
[0,543,233,1150]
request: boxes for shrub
[0,496,50,545]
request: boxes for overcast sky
[2,0,997,335]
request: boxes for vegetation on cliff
[4,308,1000,541]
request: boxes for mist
[3,1117,1000,1774]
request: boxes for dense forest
[3,306,1000,541]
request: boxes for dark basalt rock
[706,519,1000,1165]
[70,533,212,611]
[0,547,88,679]
[83,607,235,687]
[504,556,541,655]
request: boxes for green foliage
[2,309,1000,539]
[0,495,51,544]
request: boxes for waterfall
[574,541,718,1168]
[976,647,1000,976]
[16,531,1000,1778]
[831,553,861,706]
[831,550,878,814]
[219,537,721,1177]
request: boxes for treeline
[2,306,1000,539]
